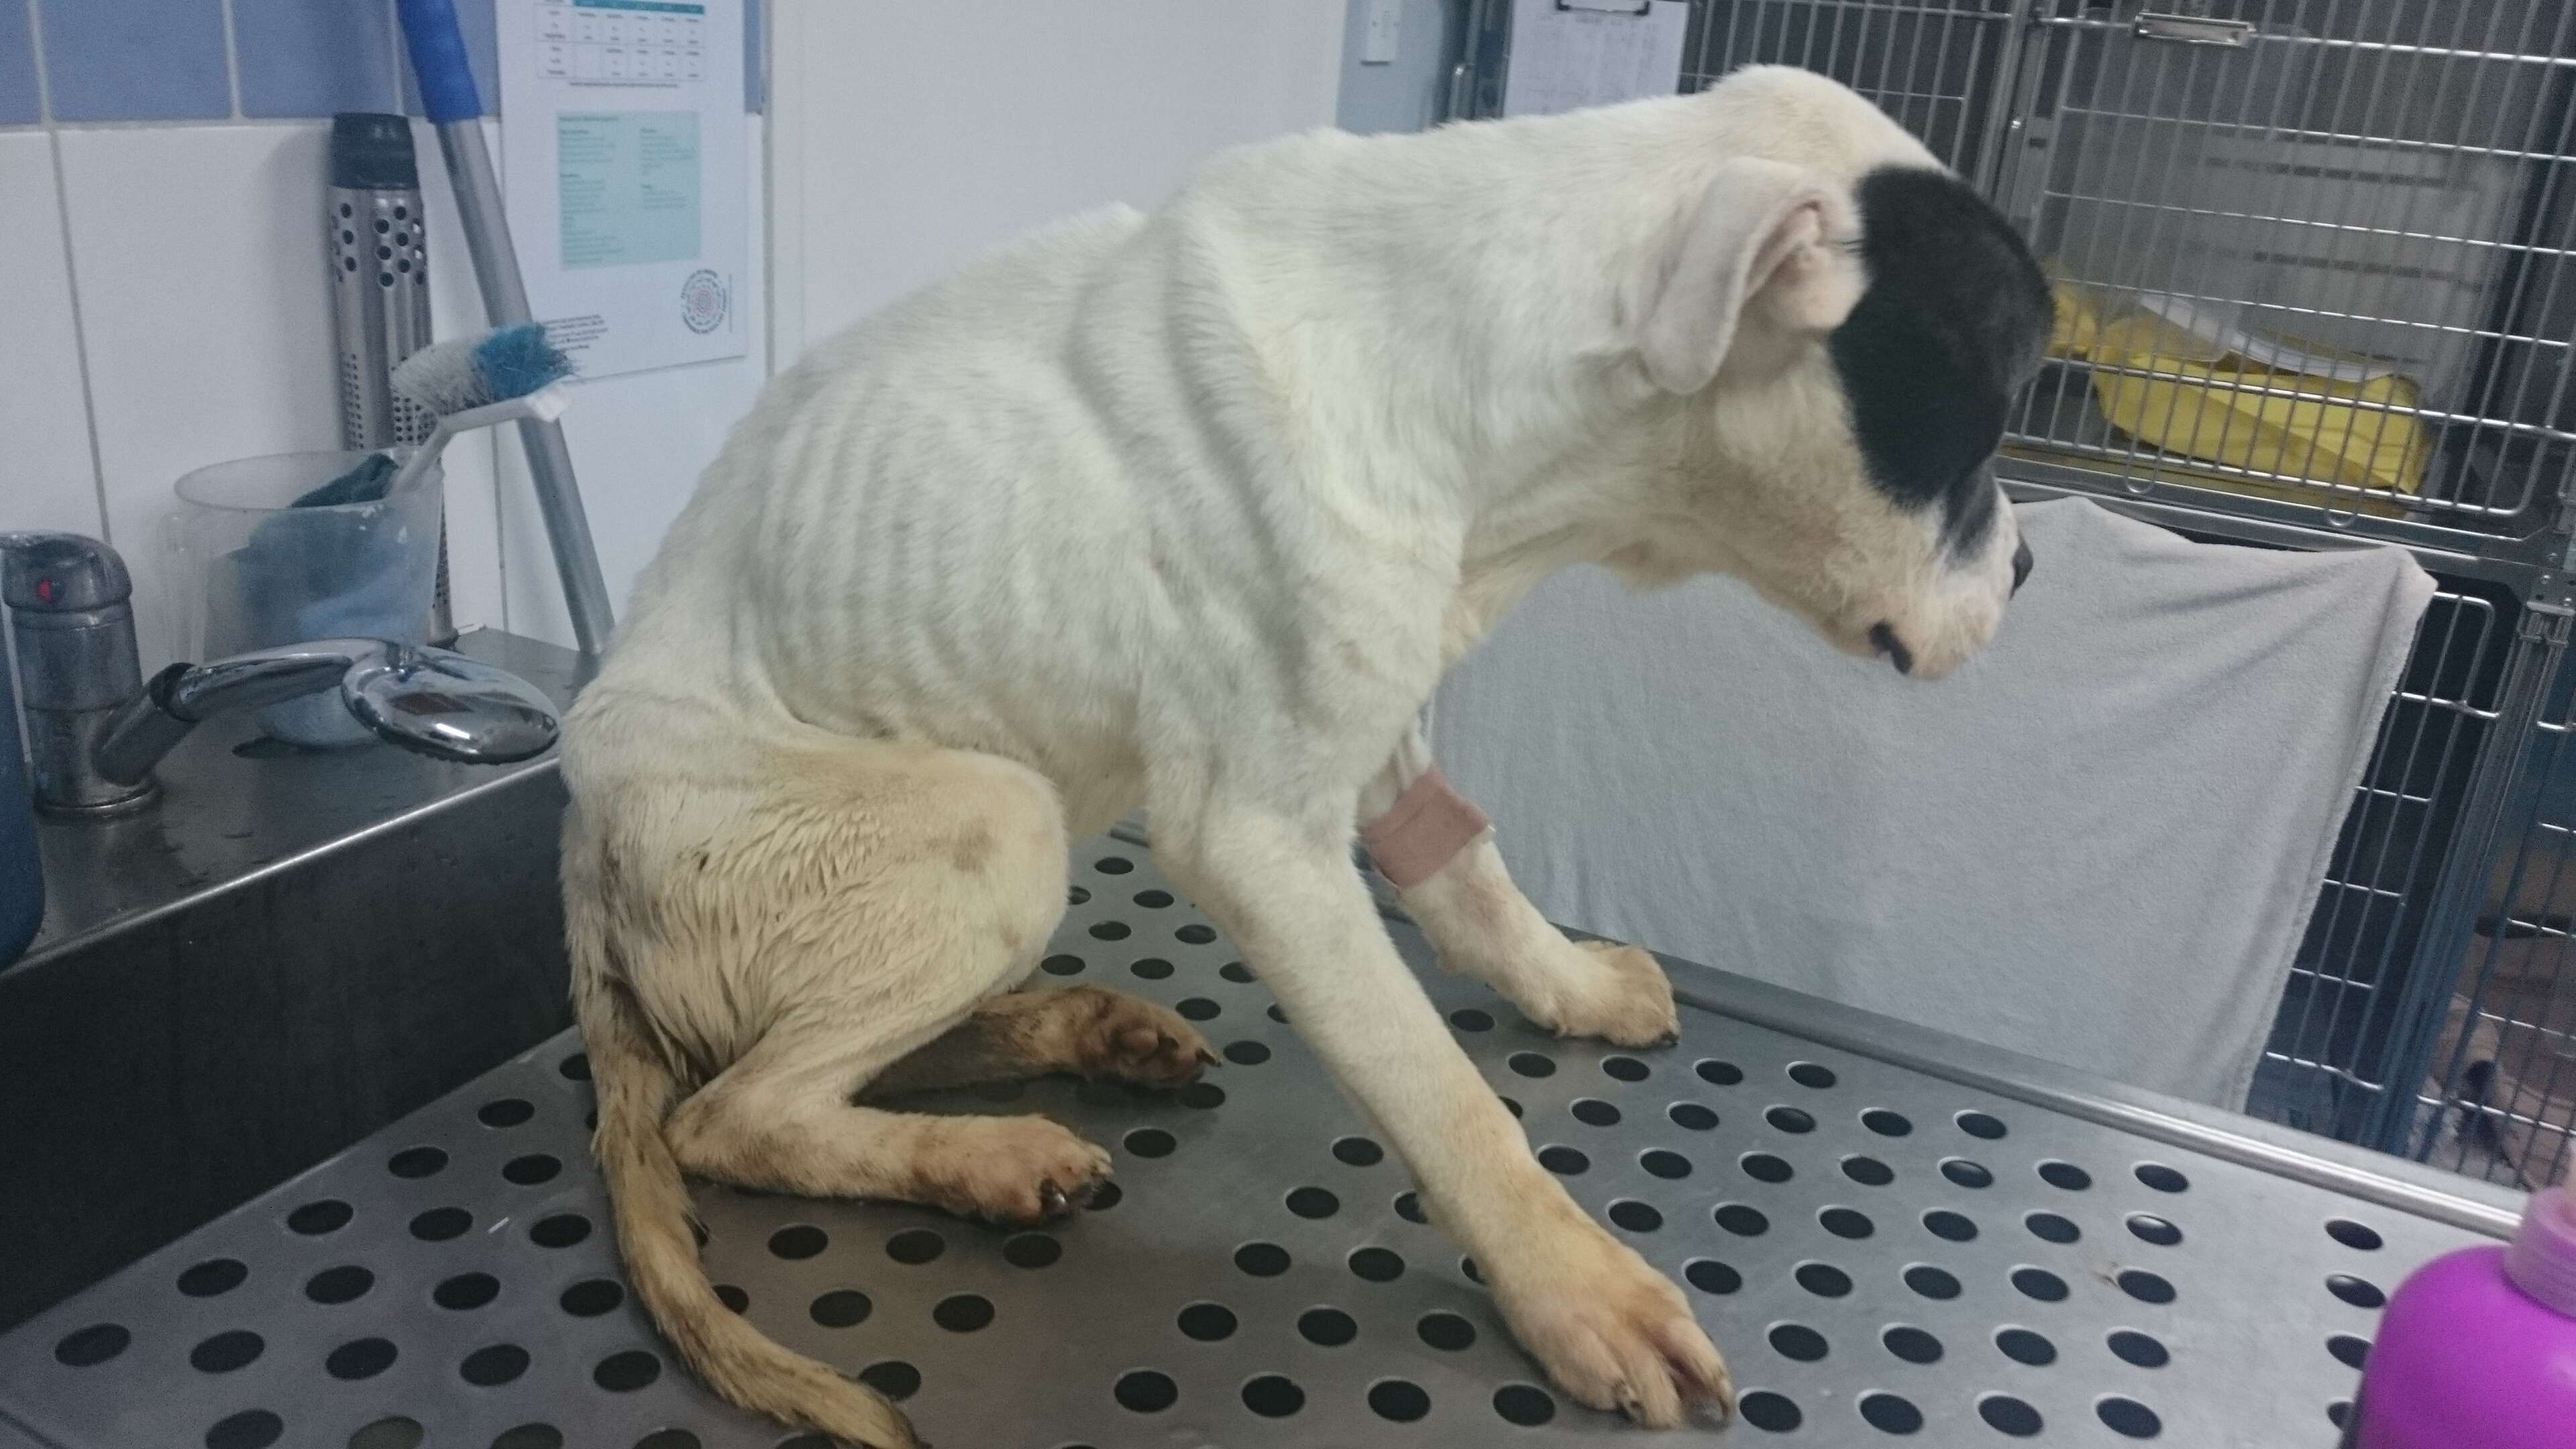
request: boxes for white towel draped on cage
[1430,497,2436,1108]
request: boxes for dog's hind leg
[863,985,1215,1097]
[1360,728,1680,1048]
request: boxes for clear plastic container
[165,450,443,749]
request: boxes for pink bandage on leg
[1361,764,1492,890]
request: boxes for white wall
[767,0,1348,365]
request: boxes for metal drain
[0,839,2499,1448]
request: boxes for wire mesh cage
[1462,0,2576,1187]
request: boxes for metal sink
[0,631,586,1332]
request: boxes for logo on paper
[679,269,728,334]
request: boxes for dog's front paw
[1494,1223,1732,1428]
[933,1116,1114,1226]
[1515,941,1680,1048]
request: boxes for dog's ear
[1635,157,1864,395]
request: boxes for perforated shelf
[0,839,2500,1448]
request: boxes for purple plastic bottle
[2347,1187,2576,1449]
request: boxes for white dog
[561,65,2049,1447]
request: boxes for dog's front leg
[1360,731,1680,1047]
[1159,805,1731,1428]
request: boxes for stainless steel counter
[0,835,2524,1448]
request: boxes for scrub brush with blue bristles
[293,322,575,507]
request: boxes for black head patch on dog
[1827,167,2051,556]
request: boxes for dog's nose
[1869,621,1913,676]
[2010,539,2034,596]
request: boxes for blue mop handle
[396,0,485,124]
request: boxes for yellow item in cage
[2045,282,2432,517]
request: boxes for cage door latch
[2134,13,2255,48]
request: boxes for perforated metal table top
[0,837,2524,1449]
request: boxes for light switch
[1362,0,1401,64]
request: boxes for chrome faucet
[1,533,559,815]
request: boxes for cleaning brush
[292,323,575,508]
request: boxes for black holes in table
[1939,1157,1994,1189]
[205,1410,284,1449]
[1179,1081,1226,1110]
[1608,1199,1663,1232]
[1089,921,1130,942]
[478,1097,535,1128]
[1995,1327,2057,1366]
[1368,1379,1431,1423]
[1220,961,1256,983]
[1696,1058,1745,1086]
[885,1229,944,1265]
[1538,1144,1589,1175]
[1507,1051,1556,1079]
[1461,1256,1485,1284]
[1332,1134,1384,1166]
[859,1360,922,1401]
[529,1213,591,1248]
[2098,1396,2163,1439]
[1041,954,1085,977]
[1602,1055,1650,1082]
[2036,1160,2092,1191]
[1004,1232,1063,1269]
[1862,1108,1914,1137]
[191,1330,264,1373]
[1685,1258,1743,1295]
[460,1343,530,1386]
[1125,1127,1177,1159]
[1115,1369,1178,1413]
[1095,855,1134,875]
[2134,1163,2189,1193]
[1955,1110,2008,1140]
[1177,1301,1237,1341]
[1820,1206,1876,1240]
[2327,1218,2383,1252]
[1287,1186,1341,1218]
[290,1199,355,1235]
[1641,1147,1693,1179]
[1841,1154,1895,1187]
[54,1324,128,1367]
[1924,1209,1979,1243]
[1768,1323,1829,1362]
[1242,1374,1305,1417]
[1714,1203,1771,1237]
[388,1146,447,1179]
[2012,1266,2070,1303]
[1449,1007,1494,1032]
[1132,888,1173,908]
[1224,1040,1271,1066]
[2025,1211,2082,1244]
[809,1289,872,1328]
[2108,1329,2169,1368]
[502,1153,561,1186]
[305,1265,374,1305]
[1067,886,1091,907]
[1130,957,1174,980]
[1787,1061,1838,1089]
[1418,1311,1478,1351]
[1860,1391,1925,1435]
[1395,1190,1427,1223]
[1882,1324,1945,1364]
[1795,1260,1854,1297]
[2328,1333,2371,1371]
[180,1258,248,1297]
[1739,1391,1803,1433]
[1765,1105,1817,1134]
[633,1433,698,1449]
[348,1416,424,1449]
[558,1052,590,1081]
[1176,924,1219,945]
[1572,1097,1623,1127]
[1349,1246,1407,1283]
[1085,1181,1123,1211]
[714,1284,749,1313]
[1175,996,1220,1022]
[1668,1102,1719,1131]
[933,1293,995,1332]
[325,1337,398,1381]
[1978,1394,2044,1437]
[559,1279,624,1318]
[2328,1401,2353,1431]
[2126,1213,2182,1248]
[1904,1265,1962,1301]
[1741,1151,1795,1184]
[592,1350,661,1392]
[2119,1269,2177,1305]
[1494,1384,1557,1426]
[1235,1242,1291,1277]
[1267,1004,1289,1024]
[1298,1307,1359,1346]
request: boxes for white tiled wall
[1,117,767,667]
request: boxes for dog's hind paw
[933,1115,1114,1226]
[1052,985,1216,1086]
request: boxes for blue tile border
[234,0,400,119]
[38,0,233,123]
[0,1,42,126]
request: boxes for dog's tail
[577,958,919,1449]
